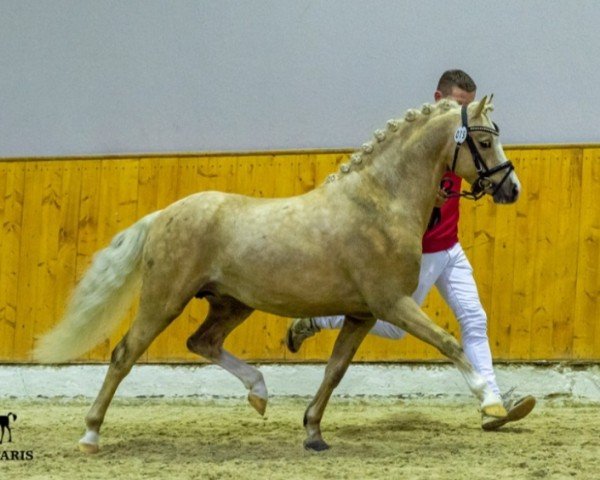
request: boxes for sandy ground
[1,397,598,480]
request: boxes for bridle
[447,105,514,200]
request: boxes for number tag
[454,126,467,144]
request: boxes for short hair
[437,69,477,96]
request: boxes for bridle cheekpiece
[448,105,514,200]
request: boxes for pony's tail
[33,211,161,363]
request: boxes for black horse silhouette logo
[0,413,17,444]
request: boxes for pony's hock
[33,97,520,453]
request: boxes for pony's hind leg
[304,315,376,451]
[79,298,186,454]
[186,295,267,414]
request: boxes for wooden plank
[0,163,25,360]
[12,161,38,361]
[528,150,560,359]
[591,150,600,360]
[74,160,103,361]
[548,149,582,358]
[14,162,61,360]
[48,161,84,357]
[508,150,541,359]
[489,153,526,360]
[0,163,11,359]
[573,148,600,359]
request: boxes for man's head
[434,69,476,105]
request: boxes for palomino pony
[34,96,519,453]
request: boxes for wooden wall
[1,146,599,363]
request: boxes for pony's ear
[473,95,488,117]
[489,93,494,104]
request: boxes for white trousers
[313,243,501,396]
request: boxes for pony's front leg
[376,296,506,418]
[304,315,375,451]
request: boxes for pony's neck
[334,108,458,233]
[373,117,452,197]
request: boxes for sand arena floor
[1,397,599,480]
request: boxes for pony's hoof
[248,393,267,416]
[304,439,330,452]
[78,442,99,454]
[79,430,100,454]
[482,403,507,418]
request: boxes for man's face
[434,86,476,106]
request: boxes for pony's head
[448,96,520,204]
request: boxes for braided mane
[324,98,462,184]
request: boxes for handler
[286,69,536,430]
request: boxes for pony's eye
[479,140,492,149]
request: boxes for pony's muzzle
[485,161,520,204]
[491,176,520,204]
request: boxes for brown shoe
[482,389,536,431]
[285,318,320,353]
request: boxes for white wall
[1,0,599,157]
[3,364,600,400]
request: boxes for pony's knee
[441,334,463,357]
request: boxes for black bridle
[447,105,515,200]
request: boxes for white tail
[33,211,161,363]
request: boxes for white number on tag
[454,126,467,144]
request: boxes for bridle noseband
[448,105,514,200]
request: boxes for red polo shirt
[422,172,461,254]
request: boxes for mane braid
[325,102,440,184]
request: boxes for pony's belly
[251,300,369,319]
[219,282,369,319]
